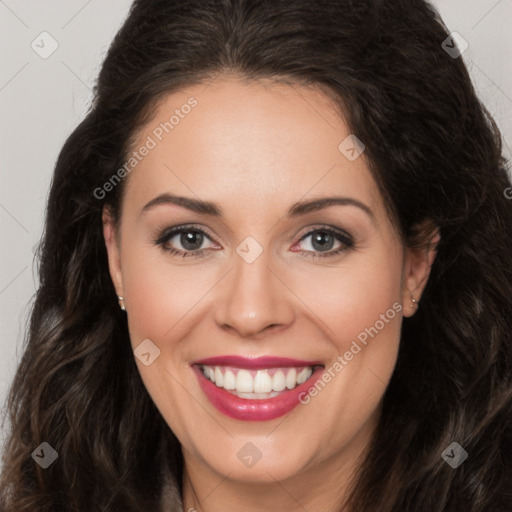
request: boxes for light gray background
[1,1,511,440]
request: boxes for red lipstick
[192,355,324,421]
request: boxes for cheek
[289,244,404,349]
[290,252,404,452]
[121,241,213,347]
[119,245,211,439]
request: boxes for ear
[401,222,440,318]
[102,206,125,305]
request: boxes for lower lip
[193,366,325,421]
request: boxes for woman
[1,0,511,510]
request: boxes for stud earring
[118,296,126,311]
[410,297,418,309]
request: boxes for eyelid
[153,223,217,245]
[296,224,353,243]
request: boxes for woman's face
[104,76,433,486]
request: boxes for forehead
[121,76,384,223]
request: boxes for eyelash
[153,223,355,260]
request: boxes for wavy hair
[1,0,511,510]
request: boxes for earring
[410,297,417,309]
[118,296,126,311]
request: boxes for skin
[103,74,438,512]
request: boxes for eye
[292,226,354,259]
[154,224,354,260]
[153,224,219,258]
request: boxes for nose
[213,248,295,339]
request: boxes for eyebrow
[141,193,375,221]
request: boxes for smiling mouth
[198,365,322,399]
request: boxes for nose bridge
[213,242,294,337]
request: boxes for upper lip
[191,355,324,369]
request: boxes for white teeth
[286,368,297,389]
[236,369,253,393]
[272,370,286,392]
[223,370,236,390]
[201,365,318,396]
[297,367,313,384]
[214,367,224,387]
[253,371,273,393]
[234,391,280,399]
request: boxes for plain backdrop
[1,1,511,445]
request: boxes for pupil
[181,230,203,250]
[312,231,333,251]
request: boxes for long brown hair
[1,1,511,510]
